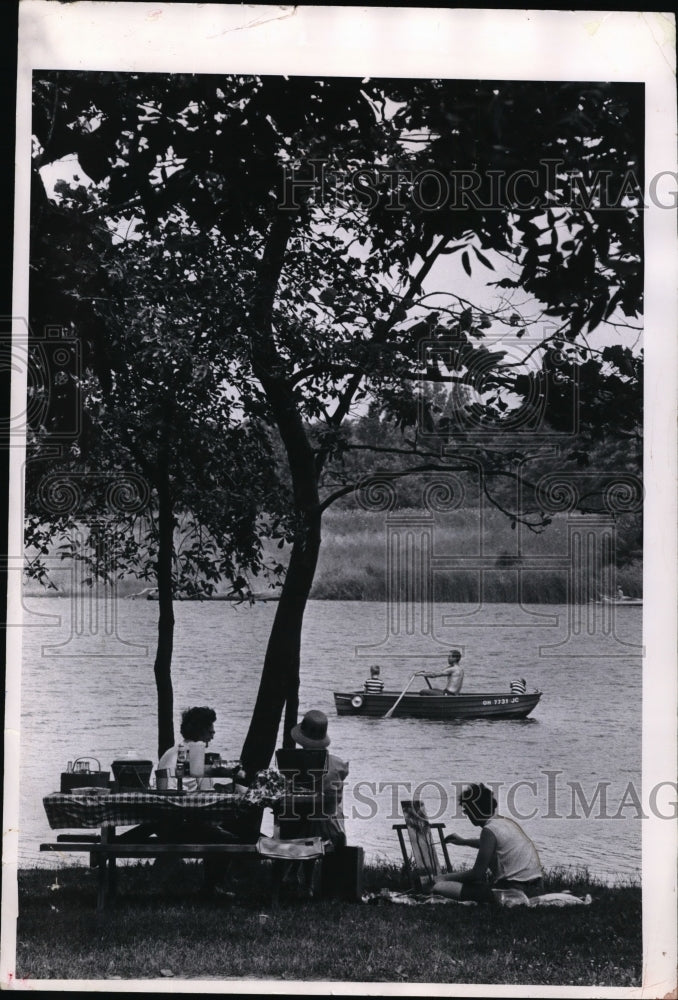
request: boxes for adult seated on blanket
[416,649,464,695]
[431,783,544,903]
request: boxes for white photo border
[3,4,676,997]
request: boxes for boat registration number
[482,697,521,706]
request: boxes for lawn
[13,861,641,988]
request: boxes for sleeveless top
[485,815,542,882]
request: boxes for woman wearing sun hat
[290,709,349,849]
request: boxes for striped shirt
[364,678,385,693]
[510,679,527,695]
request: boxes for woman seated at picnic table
[277,709,349,898]
[134,706,252,893]
[287,709,349,849]
[431,782,544,903]
[157,705,245,792]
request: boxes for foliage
[31,75,643,451]
[22,506,643,602]
[27,194,290,601]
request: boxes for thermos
[188,742,205,778]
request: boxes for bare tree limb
[326,234,453,431]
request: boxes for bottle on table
[176,743,188,792]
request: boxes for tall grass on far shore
[309,509,642,603]
[23,508,642,604]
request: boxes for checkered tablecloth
[42,791,264,830]
[42,767,318,830]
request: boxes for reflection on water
[16,598,643,883]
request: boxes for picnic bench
[41,787,326,911]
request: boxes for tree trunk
[240,209,326,776]
[240,506,321,776]
[153,465,175,758]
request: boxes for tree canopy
[28,174,291,754]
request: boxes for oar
[384,672,418,719]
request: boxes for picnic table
[40,773,327,910]
[41,761,364,909]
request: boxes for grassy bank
[14,862,641,986]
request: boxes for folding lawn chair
[393,799,452,890]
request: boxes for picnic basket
[111,756,154,791]
[60,757,110,793]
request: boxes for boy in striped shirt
[364,665,385,693]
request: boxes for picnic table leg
[270,860,283,908]
[307,858,321,899]
[439,829,452,872]
[96,825,115,912]
[108,856,118,901]
[96,853,108,912]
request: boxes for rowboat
[333,690,541,720]
[598,597,642,607]
[144,592,280,602]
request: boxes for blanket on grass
[364,888,593,907]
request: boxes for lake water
[15,597,644,883]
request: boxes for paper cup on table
[156,768,169,791]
